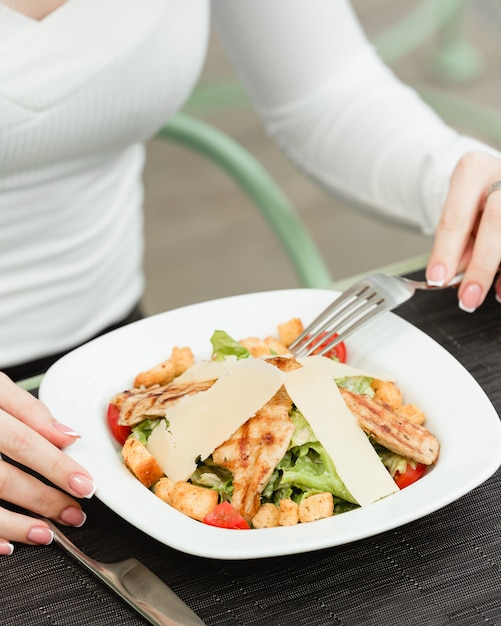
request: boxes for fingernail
[27,526,54,545]
[459,283,482,313]
[427,263,446,287]
[53,422,80,437]
[59,506,87,528]
[496,290,501,305]
[0,541,14,556]
[68,473,96,499]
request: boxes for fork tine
[291,270,464,359]
[289,282,371,352]
[293,296,373,356]
[313,301,392,357]
[292,291,383,357]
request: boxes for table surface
[2,272,501,626]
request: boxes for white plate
[40,289,501,560]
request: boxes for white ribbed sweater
[0,0,208,366]
[0,0,496,367]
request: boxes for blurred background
[141,0,501,315]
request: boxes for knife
[43,519,206,626]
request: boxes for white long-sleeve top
[0,0,495,367]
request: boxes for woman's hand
[427,151,501,312]
[0,372,95,555]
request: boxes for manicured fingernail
[496,290,501,305]
[59,506,87,528]
[0,541,14,556]
[53,422,80,437]
[427,263,446,287]
[459,283,482,313]
[69,473,96,499]
[27,526,54,545]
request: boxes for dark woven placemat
[2,276,500,626]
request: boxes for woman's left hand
[0,373,95,554]
[426,151,501,312]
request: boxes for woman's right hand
[427,151,501,311]
[0,372,95,555]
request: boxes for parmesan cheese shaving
[146,358,285,482]
[174,357,238,384]
[298,355,393,381]
[284,362,398,507]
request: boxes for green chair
[375,0,501,143]
[374,0,483,81]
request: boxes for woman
[1,0,500,553]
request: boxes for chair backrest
[157,113,333,289]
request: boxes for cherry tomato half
[203,502,251,530]
[394,462,427,489]
[308,331,347,363]
[106,403,131,446]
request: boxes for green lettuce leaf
[374,443,415,477]
[130,418,162,445]
[210,330,250,361]
[288,408,316,447]
[191,460,234,501]
[336,375,375,397]
[279,441,356,504]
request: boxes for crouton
[372,379,402,410]
[372,379,426,425]
[153,476,175,504]
[278,498,299,526]
[264,336,291,355]
[397,403,426,425]
[122,438,164,487]
[251,503,280,528]
[170,346,195,377]
[238,337,271,358]
[133,346,194,388]
[277,318,304,347]
[133,360,176,389]
[169,482,218,522]
[298,493,334,523]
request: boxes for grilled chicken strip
[212,385,295,522]
[211,356,300,521]
[113,379,215,427]
[113,355,302,428]
[339,387,439,465]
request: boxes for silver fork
[289,272,464,357]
